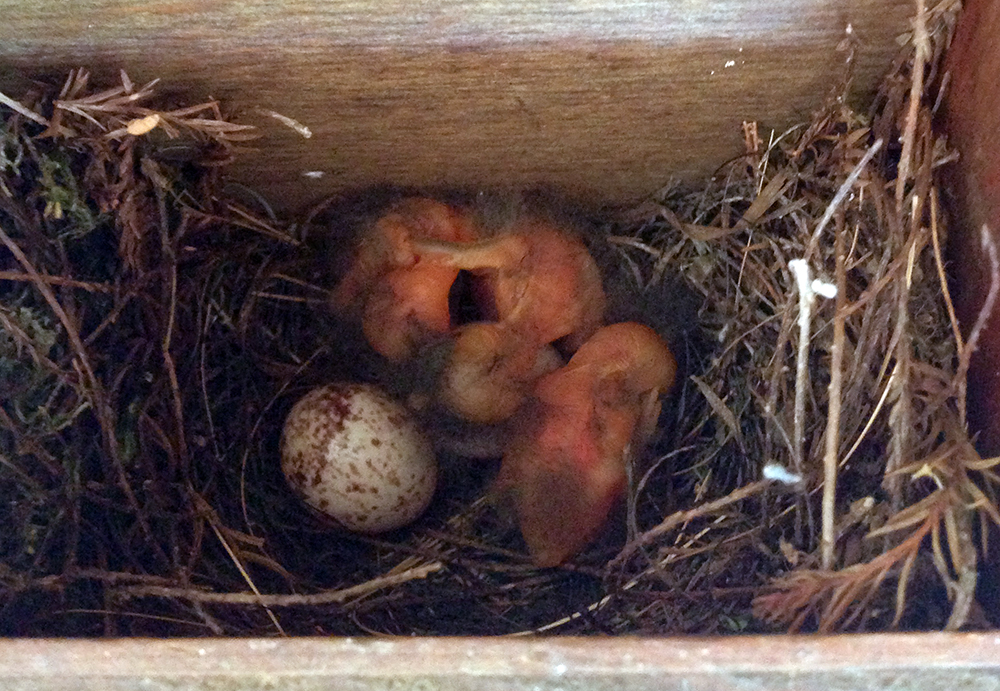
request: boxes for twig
[840,354,895,470]
[207,518,285,635]
[788,259,814,478]
[611,480,772,567]
[0,89,52,127]
[886,232,917,496]
[755,502,941,632]
[808,139,883,257]
[0,270,113,292]
[821,220,847,570]
[929,191,965,418]
[114,563,442,606]
[955,225,999,390]
[251,291,325,305]
[943,500,977,631]
[153,183,189,472]
[896,0,929,207]
[5,568,179,592]
[0,222,168,568]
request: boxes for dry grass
[0,0,996,636]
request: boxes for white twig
[789,259,814,478]
[792,252,842,569]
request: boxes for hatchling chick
[413,215,607,424]
[497,322,677,567]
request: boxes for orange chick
[415,219,606,349]
[497,322,677,567]
[416,219,607,421]
[330,197,477,361]
[361,260,459,362]
[437,321,564,424]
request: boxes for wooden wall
[945,0,1000,456]
[0,0,913,212]
[2,633,999,690]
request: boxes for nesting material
[0,0,996,637]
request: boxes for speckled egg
[280,383,437,533]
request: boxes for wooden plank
[0,0,913,212]
[944,0,1000,457]
[0,634,998,690]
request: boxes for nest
[1,0,995,636]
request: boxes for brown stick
[821,218,847,570]
[612,480,772,567]
[114,563,442,606]
[0,270,113,292]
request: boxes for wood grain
[0,633,999,690]
[944,0,1000,456]
[0,0,913,212]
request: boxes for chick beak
[332,198,479,360]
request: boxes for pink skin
[438,322,564,424]
[414,220,606,349]
[331,198,476,361]
[362,260,460,362]
[497,322,677,567]
[416,219,607,422]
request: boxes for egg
[280,383,437,533]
